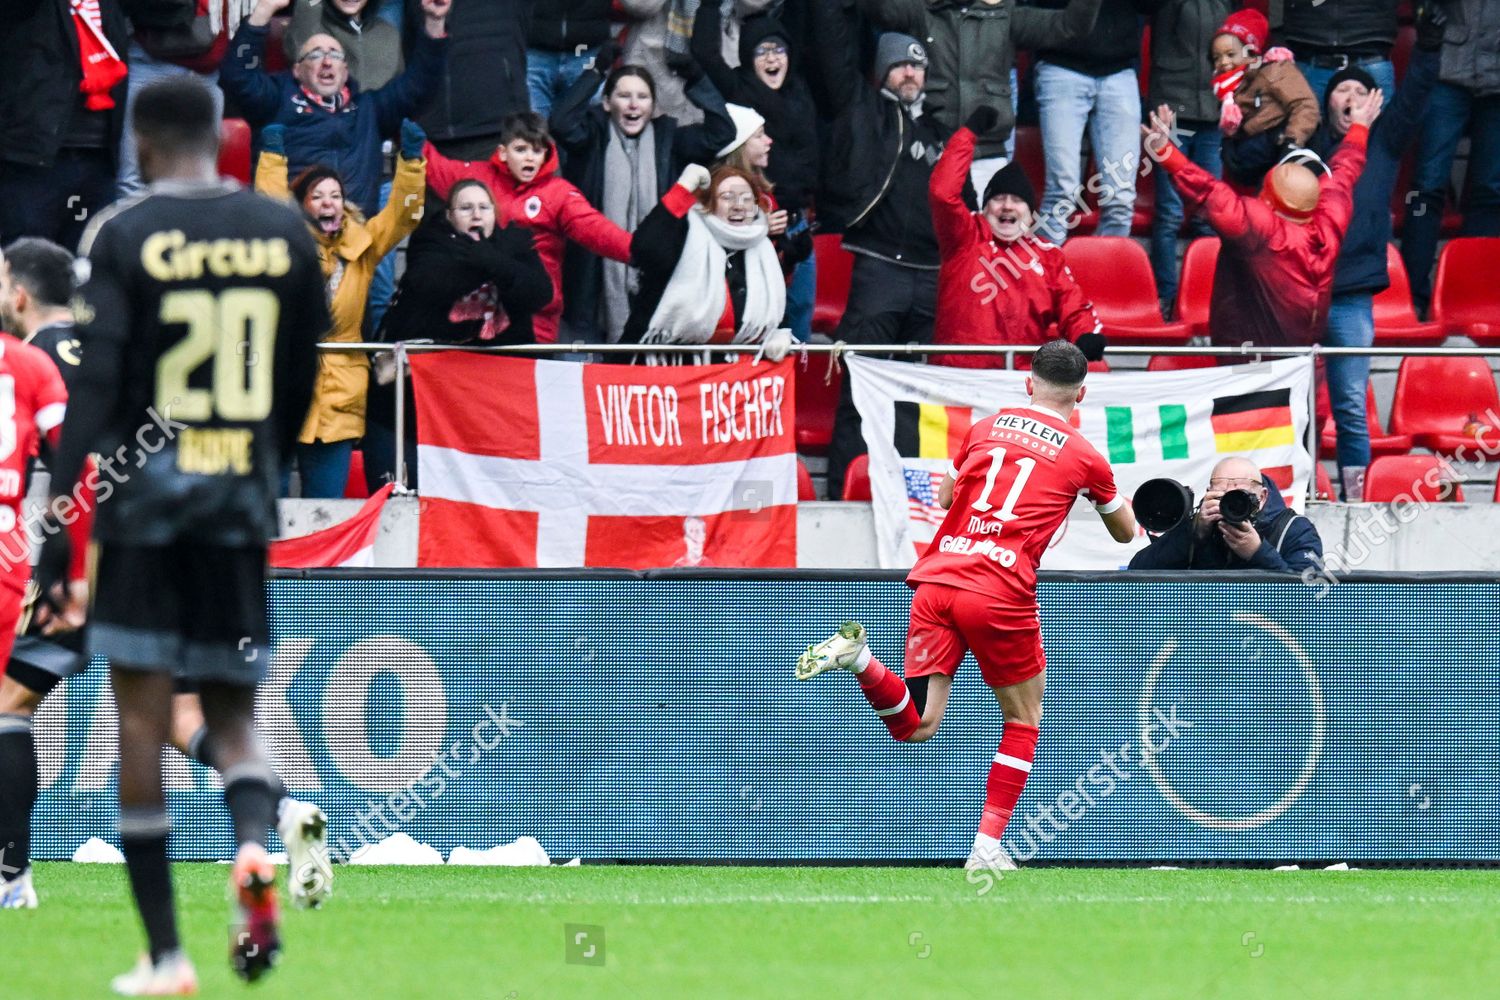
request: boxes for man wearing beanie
[928,106,1105,370]
[814,1,949,498]
[1145,96,1380,353]
[1306,11,1444,499]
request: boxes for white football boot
[110,951,198,996]
[0,868,37,909]
[796,621,868,680]
[965,833,1019,873]
[277,799,332,909]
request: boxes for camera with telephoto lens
[1217,488,1261,526]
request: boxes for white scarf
[644,208,784,346]
[210,1,257,37]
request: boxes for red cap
[1216,10,1270,54]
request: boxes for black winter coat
[1275,0,1398,59]
[406,0,528,149]
[0,0,130,168]
[1143,0,1233,123]
[528,0,614,52]
[692,6,820,212]
[1127,478,1324,573]
[549,66,734,341]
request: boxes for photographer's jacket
[1127,484,1323,573]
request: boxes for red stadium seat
[1146,354,1218,371]
[1373,243,1446,346]
[219,118,252,184]
[1314,462,1334,501]
[796,457,816,502]
[1431,238,1500,346]
[1060,237,1193,345]
[843,453,871,502]
[1317,382,1415,460]
[1013,126,1046,202]
[1364,455,1465,502]
[1494,478,1500,503]
[812,234,854,335]
[1174,237,1219,338]
[1388,356,1500,456]
[794,358,842,454]
[344,450,370,499]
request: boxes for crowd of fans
[0,0,1494,503]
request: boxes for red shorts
[903,582,1045,689]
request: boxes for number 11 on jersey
[971,447,1036,523]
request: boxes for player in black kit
[32,77,329,994]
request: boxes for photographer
[1128,457,1323,573]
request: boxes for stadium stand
[812,234,854,335]
[1388,356,1500,456]
[1373,243,1446,346]
[796,457,816,502]
[1315,462,1334,501]
[794,359,841,455]
[1431,238,1500,346]
[842,454,872,502]
[219,118,253,185]
[1173,237,1218,337]
[1319,382,1415,461]
[1364,455,1465,502]
[1146,354,1217,371]
[345,451,370,500]
[1060,237,1193,345]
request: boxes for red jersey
[906,403,1120,618]
[0,334,68,587]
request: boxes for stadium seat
[843,453,871,502]
[1388,356,1500,455]
[344,450,370,499]
[1174,237,1219,337]
[796,457,816,502]
[1146,354,1217,371]
[1317,382,1415,460]
[1431,238,1500,346]
[1364,455,1465,502]
[1060,237,1193,345]
[1494,478,1500,503]
[794,358,842,454]
[219,118,252,184]
[1373,244,1445,346]
[812,234,854,335]
[1315,462,1333,501]
[1013,126,1046,203]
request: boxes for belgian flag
[894,402,974,458]
[1211,388,1295,453]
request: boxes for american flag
[904,467,947,526]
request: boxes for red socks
[978,722,1040,839]
[855,654,921,742]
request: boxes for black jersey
[25,321,83,387]
[66,179,329,546]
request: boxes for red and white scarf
[71,0,127,111]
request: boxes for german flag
[894,402,974,459]
[1211,388,1295,453]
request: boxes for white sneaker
[0,868,37,909]
[965,835,1019,873]
[110,951,198,996]
[277,799,332,909]
[795,622,867,680]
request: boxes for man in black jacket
[408,0,530,159]
[0,0,131,248]
[1307,14,1442,500]
[1276,0,1400,102]
[815,6,946,498]
[1128,458,1324,572]
[527,0,613,119]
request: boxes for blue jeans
[1324,293,1374,475]
[527,46,602,119]
[367,178,397,334]
[282,440,355,499]
[118,41,222,198]
[1297,58,1396,115]
[1034,62,1141,244]
[1151,120,1221,304]
[1401,82,1500,307]
[786,253,815,341]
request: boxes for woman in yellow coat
[255,119,427,497]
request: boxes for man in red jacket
[928,107,1105,370]
[1145,95,1381,350]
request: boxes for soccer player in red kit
[797,340,1136,870]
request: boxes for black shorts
[88,542,269,685]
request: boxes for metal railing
[318,341,1500,499]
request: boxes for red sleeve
[1082,449,1121,510]
[555,185,634,263]
[1052,253,1103,341]
[661,183,699,217]
[929,126,980,258]
[1313,123,1369,246]
[1159,142,1273,251]
[422,140,481,201]
[67,459,94,581]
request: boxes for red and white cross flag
[411,354,798,568]
[270,483,394,568]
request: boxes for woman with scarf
[622,163,792,363]
[548,28,734,344]
[255,119,426,497]
[363,179,553,489]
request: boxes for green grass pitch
[10,864,1499,998]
